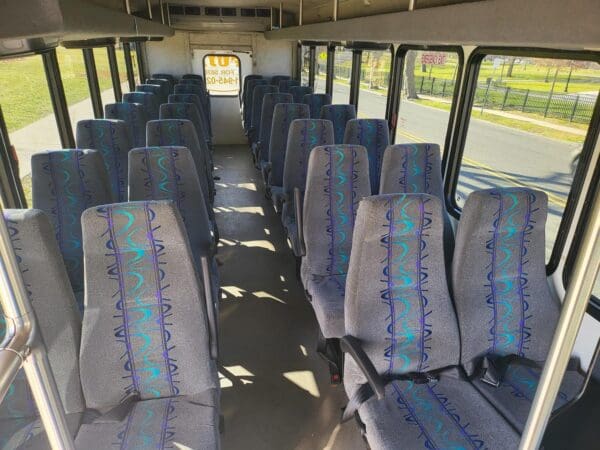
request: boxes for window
[93,47,117,103]
[332,46,353,104]
[59,47,95,131]
[455,54,600,263]
[0,55,62,204]
[115,44,131,93]
[357,49,392,118]
[314,45,327,93]
[301,45,311,86]
[203,54,240,96]
[396,49,461,150]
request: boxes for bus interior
[0,0,599,449]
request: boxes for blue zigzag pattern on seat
[101,203,179,400]
[381,195,432,374]
[115,398,177,449]
[486,189,537,357]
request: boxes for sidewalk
[11,86,124,178]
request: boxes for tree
[506,57,516,77]
[405,51,418,99]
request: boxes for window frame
[445,46,600,277]
[202,53,242,98]
[390,45,464,160]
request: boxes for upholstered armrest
[294,187,306,257]
[341,335,385,400]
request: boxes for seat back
[452,188,558,374]
[146,78,172,97]
[282,119,334,200]
[179,78,205,88]
[343,118,390,195]
[243,79,268,127]
[104,102,148,148]
[271,75,291,86]
[303,93,332,119]
[320,104,356,145]
[182,74,204,81]
[250,84,279,133]
[256,93,293,163]
[290,85,313,103]
[279,79,300,94]
[32,150,113,304]
[160,102,208,146]
[136,84,166,104]
[168,93,211,141]
[345,194,461,377]
[146,119,212,205]
[174,83,205,98]
[128,147,213,265]
[75,119,131,202]
[303,145,371,277]
[80,201,217,409]
[0,209,84,419]
[379,144,444,199]
[268,103,310,187]
[152,73,176,83]
[123,91,160,120]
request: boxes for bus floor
[213,144,365,449]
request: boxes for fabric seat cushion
[359,375,520,450]
[75,392,219,450]
[0,413,81,450]
[306,274,346,338]
[472,361,583,431]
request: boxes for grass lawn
[0,47,130,133]
[414,98,586,143]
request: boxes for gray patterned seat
[146,78,172,97]
[76,119,131,202]
[379,143,454,263]
[278,79,299,94]
[146,119,214,205]
[289,85,313,103]
[174,83,211,134]
[76,201,219,449]
[321,104,356,145]
[243,79,268,130]
[31,150,113,307]
[270,75,291,86]
[452,187,584,431]
[128,146,220,302]
[281,119,334,256]
[303,93,332,119]
[301,145,371,338]
[159,102,212,167]
[104,102,148,148]
[249,84,279,145]
[168,93,212,144]
[152,73,176,85]
[343,194,519,449]
[266,103,310,210]
[150,75,174,93]
[343,119,389,195]
[136,84,167,105]
[123,92,160,120]
[253,92,293,165]
[0,209,84,449]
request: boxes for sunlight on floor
[215,182,257,191]
[283,370,321,398]
[214,205,265,215]
[253,291,286,304]
[219,365,255,389]
[217,238,276,252]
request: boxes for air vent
[168,5,185,15]
[256,8,271,17]
[221,7,237,17]
[185,6,201,15]
[240,8,256,17]
[204,7,220,16]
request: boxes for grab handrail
[0,210,74,450]
[519,177,600,449]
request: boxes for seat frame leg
[317,333,343,384]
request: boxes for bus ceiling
[0,0,173,57]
